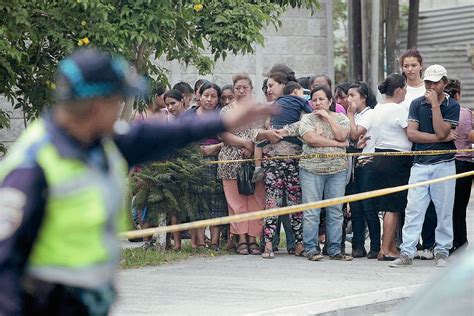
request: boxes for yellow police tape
[120,170,474,240]
[205,148,474,164]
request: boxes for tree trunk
[370,0,381,95]
[385,0,399,74]
[407,0,419,49]
[361,0,372,84]
[348,0,363,81]
[120,43,147,122]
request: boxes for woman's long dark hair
[378,74,406,97]
[399,48,423,79]
[163,89,184,102]
[349,81,377,108]
[199,81,222,108]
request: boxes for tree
[0,0,320,129]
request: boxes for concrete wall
[0,1,333,150]
[0,96,25,152]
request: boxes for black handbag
[237,162,255,196]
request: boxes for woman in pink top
[445,79,474,253]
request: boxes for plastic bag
[237,162,255,196]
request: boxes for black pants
[351,163,381,252]
[452,159,474,250]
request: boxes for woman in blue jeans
[298,85,352,261]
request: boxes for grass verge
[120,245,228,269]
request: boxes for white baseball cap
[422,64,448,82]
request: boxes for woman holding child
[256,72,313,259]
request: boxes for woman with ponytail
[371,73,411,261]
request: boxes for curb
[246,284,423,316]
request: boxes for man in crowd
[390,65,460,268]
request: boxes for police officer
[0,48,273,315]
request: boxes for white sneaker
[389,254,413,268]
[419,249,434,260]
[435,254,448,268]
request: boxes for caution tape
[205,148,474,164]
[120,170,474,240]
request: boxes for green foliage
[129,145,217,223]
[0,0,320,126]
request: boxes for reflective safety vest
[0,119,129,288]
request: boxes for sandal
[248,242,262,255]
[261,248,274,259]
[294,243,306,257]
[236,243,249,255]
[210,244,220,251]
[329,253,353,261]
[307,251,324,261]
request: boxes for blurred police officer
[0,48,272,315]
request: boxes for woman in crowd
[400,48,425,110]
[298,85,352,261]
[146,88,188,250]
[258,72,309,259]
[346,82,380,259]
[182,82,227,250]
[371,73,411,261]
[164,89,187,121]
[221,84,235,107]
[310,74,346,114]
[334,82,351,111]
[217,74,265,255]
[445,79,474,253]
[191,78,208,109]
[173,81,194,109]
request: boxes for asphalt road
[112,191,474,315]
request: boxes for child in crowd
[252,81,313,182]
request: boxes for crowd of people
[133,48,473,267]
[0,46,472,314]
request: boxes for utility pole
[385,0,399,74]
[407,0,419,49]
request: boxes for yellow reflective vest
[0,119,128,288]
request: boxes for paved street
[112,191,474,315]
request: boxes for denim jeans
[300,168,348,256]
[351,162,381,252]
[400,161,456,258]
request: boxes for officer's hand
[222,97,278,130]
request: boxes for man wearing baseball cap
[390,64,460,269]
[0,48,273,314]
